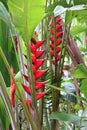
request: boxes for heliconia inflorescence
[49,16,63,65]
[22,38,47,104]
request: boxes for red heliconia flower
[22,38,47,106]
[10,67,16,108]
[49,16,63,65]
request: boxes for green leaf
[50,112,81,126]
[71,25,87,35]
[80,79,87,98]
[74,0,87,5]
[47,84,86,102]
[0,2,18,86]
[65,10,73,25]
[8,0,45,41]
[0,98,10,130]
[75,10,87,23]
[74,64,87,79]
[0,2,12,27]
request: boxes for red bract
[35,69,47,80]
[22,81,46,92]
[35,81,47,89]
[25,92,47,105]
[36,40,45,49]
[21,83,30,94]
[35,59,45,69]
[36,92,47,100]
[31,55,36,64]
[35,50,45,58]
[10,67,16,108]
[30,44,36,54]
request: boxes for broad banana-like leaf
[0,2,18,86]
[8,0,46,41]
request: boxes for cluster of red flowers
[49,16,63,65]
[22,38,47,105]
[22,38,47,104]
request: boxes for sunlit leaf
[65,10,73,25]
[50,112,81,126]
[71,25,87,35]
[74,64,87,79]
[80,79,87,98]
[74,0,87,5]
[8,0,45,41]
